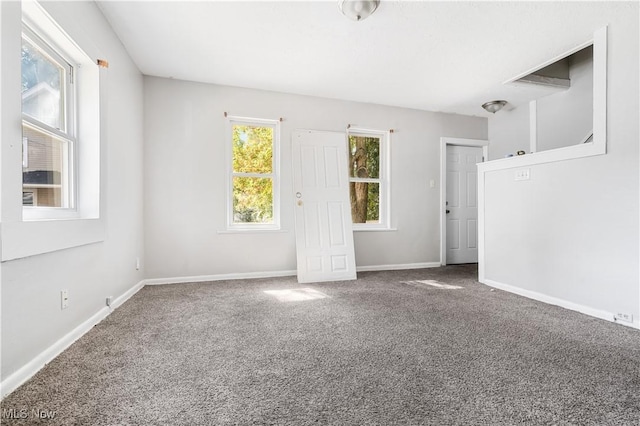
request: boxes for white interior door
[292,130,357,283]
[446,145,483,264]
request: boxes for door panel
[447,170,460,207]
[467,219,477,249]
[447,219,460,250]
[466,172,477,207]
[446,145,483,264]
[328,202,346,246]
[292,130,357,283]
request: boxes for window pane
[232,177,273,223]
[21,37,65,130]
[232,125,273,174]
[22,125,68,207]
[350,182,380,224]
[349,135,380,179]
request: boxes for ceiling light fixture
[481,100,507,114]
[338,0,380,21]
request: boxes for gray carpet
[2,265,640,425]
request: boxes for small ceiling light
[482,100,507,114]
[338,0,380,21]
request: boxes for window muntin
[228,118,280,229]
[348,130,389,228]
[21,26,75,209]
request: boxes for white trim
[347,127,391,230]
[353,227,398,232]
[1,218,104,261]
[217,229,288,234]
[477,139,603,173]
[477,169,486,282]
[143,270,297,285]
[0,280,144,399]
[529,100,537,154]
[439,137,489,266]
[356,262,440,272]
[143,263,442,285]
[482,278,639,330]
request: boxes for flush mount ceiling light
[481,100,507,114]
[338,0,380,21]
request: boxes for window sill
[353,227,397,232]
[23,208,81,221]
[480,141,605,173]
[218,228,287,234]
[1,218,104,261]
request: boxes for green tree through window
[349,134,381,223]
[231,124,275,224]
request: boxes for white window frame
[1,1,102,261]
[225,115,281,231]
[347,127,391,230]
[21,15,77,218]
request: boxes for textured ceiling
[97,1,630,117]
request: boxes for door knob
[296,192,302,198]
[446,209,450,214]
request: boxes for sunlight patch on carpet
[402,280,463,290]
[264,288,329,302]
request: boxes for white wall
[487,104,530,160]
[482,10,639,327]
[143,77,487,280]
[0,1,145,385]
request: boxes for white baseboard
[1,280,145,399]
[482,278,639,329]
[145,264,442,285]
[143,270,297,285]
[357,262,441,272]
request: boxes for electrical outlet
[61,290,69,310]
[613,313,633,323]
[515,168,530,181]
[106,296,113,307]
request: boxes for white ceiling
[96,1,626,117]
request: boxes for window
[348,129,390,229]
[226,116,280,230]
[1,1,103,261]
[21,25,75,209]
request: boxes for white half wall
[481,9,639,328]
[1,1,145,388]
[143,78,487,279]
